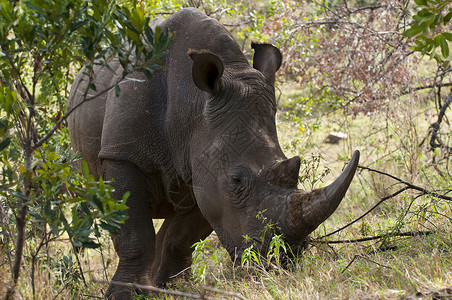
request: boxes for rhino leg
[102,160,157,299]
[151,206,212,286]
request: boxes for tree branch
[430,90,452,152]
[32,70,123,150]
[314,230,433,244]
[401,82,452,95]
[318,186,410,239]
[340,254,391,274]
[358,165,452,201]
[318,165,451,239]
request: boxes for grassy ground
[2,86,451,299]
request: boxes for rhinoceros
[68,7,359,299]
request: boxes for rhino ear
[189,50,224,93]
[251,43,282,82]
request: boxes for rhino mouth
[213,228,263,264]
[214,217,299,265]
[220,232,282,266]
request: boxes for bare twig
[341,254,391,274]
[94,280,248,299]
[319,165,451,240]
[6,143,33,300]
[430,90,452,152]
[319,186,410,239]
[348,5,385,15]
[358,165,452,201]
[222,20,253,27]
[201,285,249,300]
[401,82,452,95]
[314,230,433,244]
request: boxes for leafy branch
[404,0,452,64]
[0,0,172,298]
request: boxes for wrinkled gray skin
[68,8,359,299]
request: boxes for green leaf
[122,191,130,202]
[444,11,452,24]
[0,136,11,151]
[0,0,13,22]
[89,83,97,92]
[415,9,432,19]
[29,211,45,222]
[422,14,436,26]
[99,177,105,192]
[142,68,153,81]
[443,32,452,41]
[88,195,104,212]
[441,35,449,58]
[99,221,120,234]
[82,160,90,178]
[434,34,442,47]
[115,83,120,97]
[80,202,91,215]
[81,240,101,249]
[0,86,16,115]
[144,26,154,45]
[404,25,423,37]
[414,0,428,6]
[0,119,8,133]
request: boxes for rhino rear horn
[267,156,301,189]
[189,50,224,93]
[251,43,282,82]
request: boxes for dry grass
[2,87,452,299]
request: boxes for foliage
[0,0,171,298]
[404,0,452,64]
[240,234,290,268]
[191,238,221,284]
[241,211,292,270]
[230,1,414,113]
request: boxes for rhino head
[189,43,359,260]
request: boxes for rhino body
[68,8,359,299]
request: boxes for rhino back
[69,8,249,180]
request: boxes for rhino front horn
[282,150,360,244]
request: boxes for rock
[325,131,348,144]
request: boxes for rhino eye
[227,167,251,196]
[230,167,250,186]
[231,174,242,185]
[226,168,251,208]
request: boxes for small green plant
[52,255,82,290]
[298,153,331,190]
[240,211,291,269]
[266,234,289,266]
[191,238,219,284]
[240,244,261,267]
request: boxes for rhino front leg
[102,160,157,299]
[151,206,212,286]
